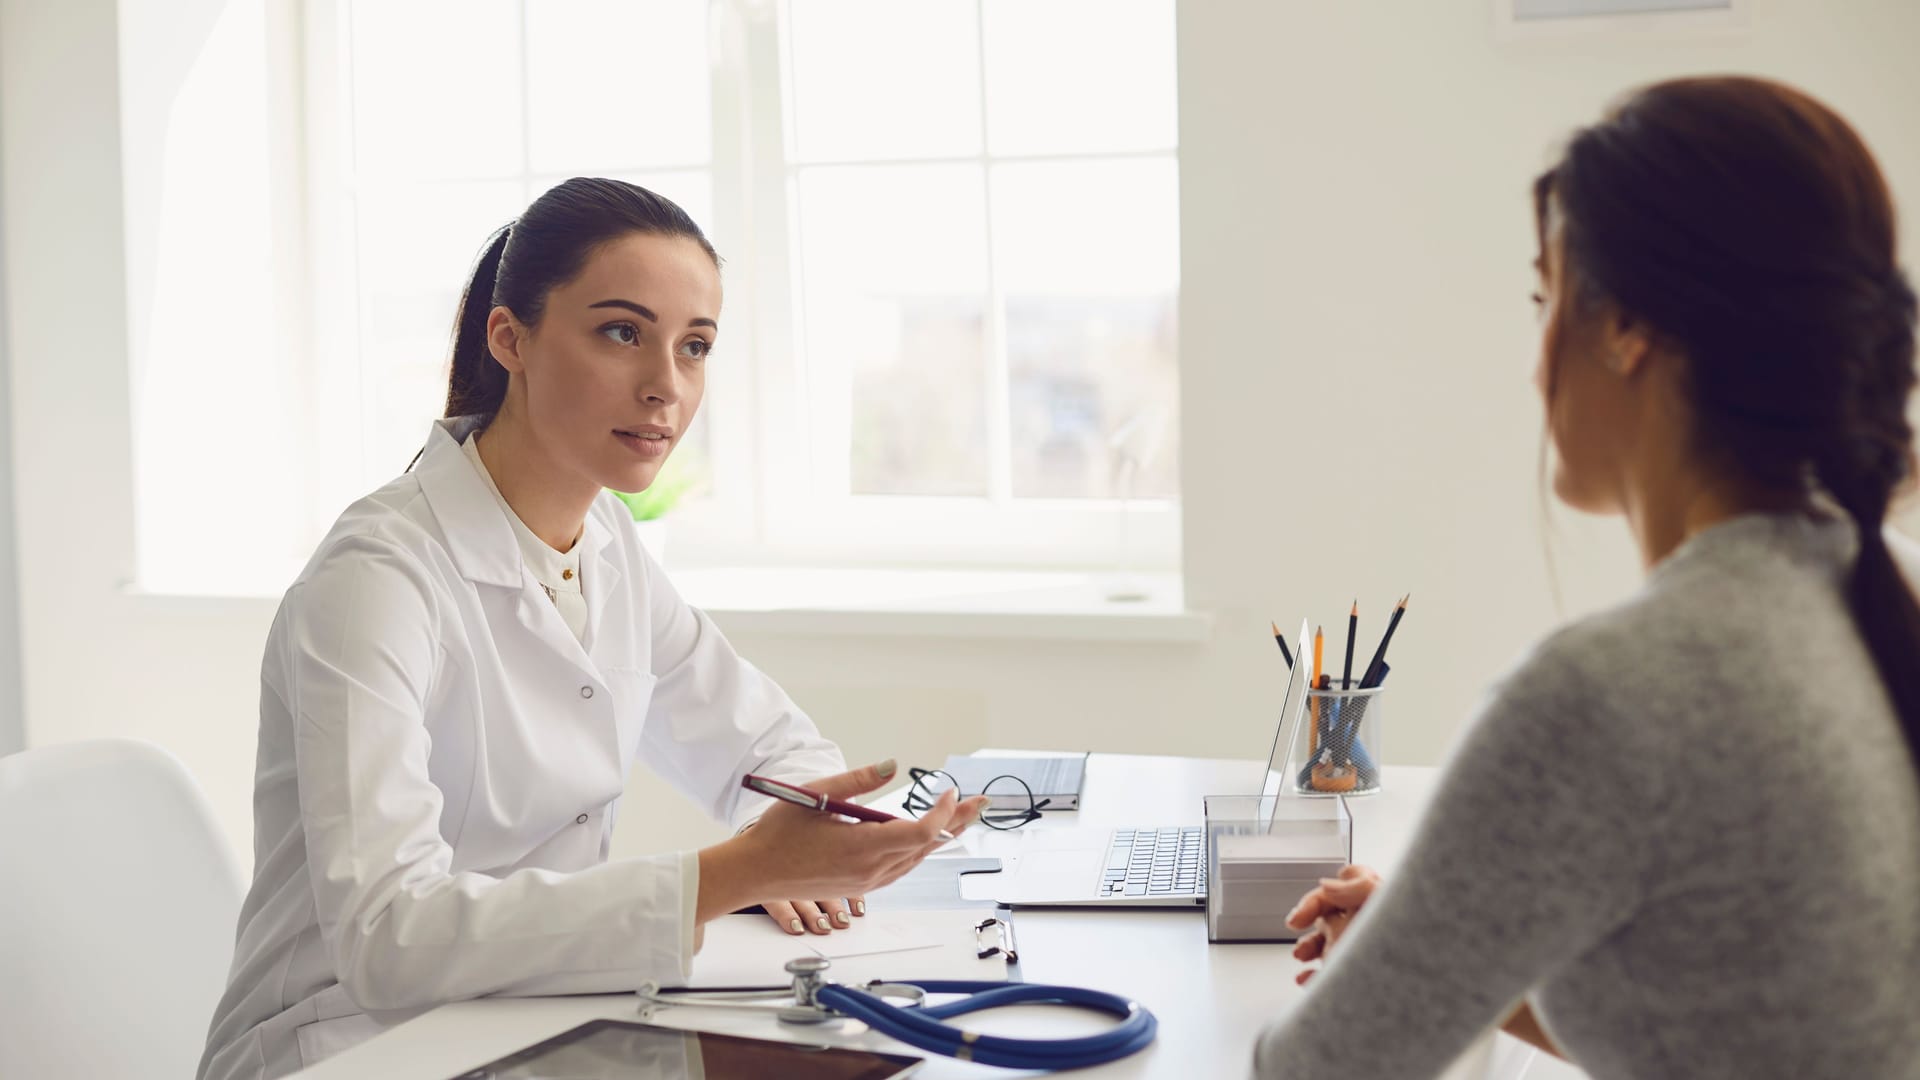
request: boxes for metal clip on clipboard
[973,915,1018,963]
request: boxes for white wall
[5,0,1920,866]
[0,82,20,759]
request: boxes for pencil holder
[1286,683,1383,797]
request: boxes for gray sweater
[1255,513,1920,1079]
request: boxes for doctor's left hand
[697,760,988,938]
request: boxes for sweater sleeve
[1253,633,1660,1077]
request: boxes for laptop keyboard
[1099,827,1205,897]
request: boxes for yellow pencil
[1311,626,1325,754]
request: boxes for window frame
[300,0,1181,573]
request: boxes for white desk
[293,755,1443,1079]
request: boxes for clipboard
[688,905,1021,988]
[869,856,1006,910]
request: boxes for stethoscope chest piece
[779,956,835,1024]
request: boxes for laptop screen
[1259,620,1315,798]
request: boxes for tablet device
[448,1018,923,1079]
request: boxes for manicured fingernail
[937,829,957,842]
[815,916,830,932]
[853,900,867,916]
[834,911,850,926]
[876,759,897,779]
[789,919,803,934]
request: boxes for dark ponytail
[1812,265,1920,771]
[1537,77,1920,778]
[444,225,515,422]
[439,177,720,432]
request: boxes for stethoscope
[635,956,1158,1070]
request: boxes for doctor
[198,177,988,1080]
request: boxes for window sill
[676,567,1210,642]
[124,566,1210,643]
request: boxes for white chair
[0,738,244,1079]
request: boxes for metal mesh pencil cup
[1286,683,1383,797]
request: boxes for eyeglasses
[901,767,1050,831]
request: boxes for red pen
[742,773,955,842]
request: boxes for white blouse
[460,431,588,644]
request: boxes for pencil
[1269,621,1294,669]
[1312,626,1325,753]
[1358,594,1410,690]
[1341,600,1358,690]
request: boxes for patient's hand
[1285,863,1381,986]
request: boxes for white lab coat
[198,416,844,1080]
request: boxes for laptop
[939,752,1088,810]
[959,621,1317,908]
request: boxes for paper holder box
[1204,795,1352,943]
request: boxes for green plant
[610,452,700,522]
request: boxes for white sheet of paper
[807,919,941,959]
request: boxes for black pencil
[1341,600,1358,690]
[1269,621,1294,669]
[1358,594,1410,690]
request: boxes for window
[764,0,1181,566]
[267,0,1180,585]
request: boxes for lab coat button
[576,813,590,825]
[579,686,594,699]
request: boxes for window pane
[991,158,1180,499]
[787,0,982,162]
[131,0,303,592]
[526,0,710,172]
[356,180,526,471]
[350,0,523,181]
[796,164,990,496]
[982,0,1177,156]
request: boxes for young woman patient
[1258,77,1920,1078]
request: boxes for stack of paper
[1208,830,1349,942]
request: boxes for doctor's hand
[695,761,989,938]
[1286,863,1382,987]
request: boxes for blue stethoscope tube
[814,979,1158,1070]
